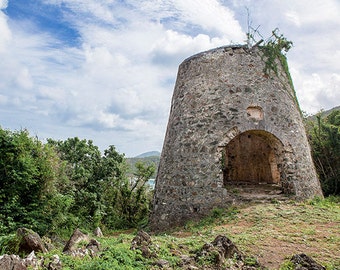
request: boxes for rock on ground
[63,228,89,253]
[291,254,325,270]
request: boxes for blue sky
[0,0,339,157]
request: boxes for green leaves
[1,128,154,237]
[0,128,63,234]
[261,28,293,75]
[307,110,340,195]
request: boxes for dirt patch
[207,202,339,268]
[254,239,325,269]
[171,231,193,238]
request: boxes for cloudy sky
[0,0,339,157]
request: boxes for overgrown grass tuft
[184,206,239,233]
[0,234,21,255]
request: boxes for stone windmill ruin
[150,45,323,232]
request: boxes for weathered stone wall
[150,45,323,232]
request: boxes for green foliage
[196,249,220,266]
[324,261,340,270]
[126,155,159,179]
[57,237,148,270]
[48,137,107,229]
[0,127,154,237]
[49,138,155,231]
[243,256,259,266]
[111,161,155,229]
[245,13,293,76]
[307,195,340,208]
[0,234,21,255]
[246,24,297,105]
[307,110,340,195]
[2,199,339,269]
[0,128,70,235]
[260,28,293,75]
[279,260,295,270]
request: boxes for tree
[0,130,156,235]
[307,110,340,195]
[47,137,103,228]
[0,128,70,235]
[95,145,128,229]
[48,139,154,230]
[113,161,155,228]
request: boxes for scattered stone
[93,227,103,237]
[179,254,195,266]
[86,239,101,257]
[131,230,152,248]
[196,235,265,269]
[63,228,89,253]
[0,230,330,270]
[24,251,41,269]
[211,235,243,260]
[0,254,26,270]
[154,259,169,268]
[139,244,152,258]
[47,254,62,270]
[68,248,89,258]
[197,235,243,266]
[130,230,155,258]
[0,252,45,270]
[17,228,47,254]
[290,254,325,270]
[62,229,101,258]
[186,266,199,270]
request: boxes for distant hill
[135,151,161,158]
[126,151,160,178]
[307,105,340,121]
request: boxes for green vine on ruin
[245,24,300,112]
[245,13,293,78]
[257,29,300,109]
[260,28,293,76]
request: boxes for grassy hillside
[7,197,338,269]
[135,151,161,158]
[126,154,160,179]
[307,106,340,121]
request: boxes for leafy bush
[59,237,148,270]
[0,128,71,236]
[306,110,340,196]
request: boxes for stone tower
[150,45,323,232]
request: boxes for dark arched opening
[222,130,284,188]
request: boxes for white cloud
[285,11,301,27]
[284,0,340,25]
[0,11,11,52]
[96,111,121,129]
[0,0,7,9]
[136,0,244,41]
[172,0,244,40]
[291,65,340,114]
[16,68,33,89]
[151,29,229,66]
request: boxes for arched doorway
[222,130,283,187]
